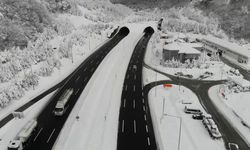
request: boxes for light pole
[161,96,182,150]
[88,33,91,51]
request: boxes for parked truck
[54,88,74,116]
[8,120,37,150]
[202,115,222,139]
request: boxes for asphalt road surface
[144,64,250,150]
[117,27,157,150]
[0,27,122,129]
[22,27,130,150]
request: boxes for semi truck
[54,88,74,116]
[8,120,37,150]
[202,115,222,139]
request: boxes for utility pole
[178,117,182,150]
[89,33,91,51]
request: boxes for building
[201,36,250,65]
[162,43,179,61]
[163,43,201,63]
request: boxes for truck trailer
[8,119,37,150]
[54,88,74,116]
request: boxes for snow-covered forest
[0,0,132,108]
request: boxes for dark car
[175,72,184,76]
[192,114,204,120]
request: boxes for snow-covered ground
[0,34,105,121]
[53,23,156,150]
[0,1,113,123]
[152,63,234,80]
[142,67,171,85]
[148,84,225,150]
[209,85,250,145]
[144,29,243,81]
[219,85,250,126]
[0,91,56,150]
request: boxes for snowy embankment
[147,84,225,150]
[209,86,250,146]
[53,23,153,150]
[0,34,105,123]
[0,91,56,149]
[142,67,171,85]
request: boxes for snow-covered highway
[0,27,130,150]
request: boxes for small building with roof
[163,43,201,63]
[201,36,250,65]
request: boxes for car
[185,74,193,78]
[228,143,239,150]
[133,65,137,71]
[192,114,204,120]
[175,72,184,76]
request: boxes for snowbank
[0,91,56,150]
[148,85,225,150]
[142,67,171,86]
[209,85,250,146]
[53,23,150,150]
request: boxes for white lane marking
[75,89,80,95]
[144,114,147,121]
[142,92,144,96]
[34,128,43,142]
[123,99,126,108]
[122,120,125,133]
[143,106,146,111]
[75,76,80,82]
[133,85,136,91]
[134,75,136,80]
[142,98,144,104]
[134,120,136,133]
[47,129,55,143]
[145,125,149,133]
[84,68,87,71]
[147,137,151,146]
[133,99,136,109]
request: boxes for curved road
[144,64,250,150]
[117,27,157,150]
[22,27,130,150]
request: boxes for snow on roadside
[148,85,225,150]
[209,85,250,146]
[142,67,171,86]
[0,91,56,150]
[0,34,104,122]
[53,23,149,150]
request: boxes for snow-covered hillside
[0,0,132,115]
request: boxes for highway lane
[144,64,250,150]
[117,27,157,150]
[23,27,130,150]
[0,27,122,129]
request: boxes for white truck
[8,120,37,150]
[202,115,222,139]
[54,88,74,116]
